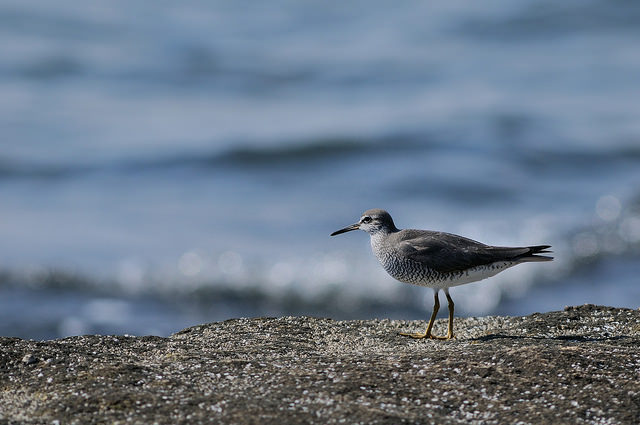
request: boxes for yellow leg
[444,289,455,339]
[400,291,448,339]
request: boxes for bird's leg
[444,289,455,339]
[400,290,446,339]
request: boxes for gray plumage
[331,208,553,339]
[333,208,552,289]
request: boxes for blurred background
[1,1,639,340]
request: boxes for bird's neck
[369,229,396,252]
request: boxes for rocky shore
[1,304,639,424]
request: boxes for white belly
[430,261,517,289]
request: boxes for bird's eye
[362,216,372,223]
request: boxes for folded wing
[396,230,552,273]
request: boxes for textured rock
[1,304,639,424]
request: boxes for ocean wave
[2,195,638,315]
[517,145,640,173]
[460,1,640,40]
[0,134,430,181]
[4,133,640,183]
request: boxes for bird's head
[331,209,398,236]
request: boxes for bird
[330,209,552,340]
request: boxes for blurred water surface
[1,0,640,339]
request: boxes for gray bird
[331,209,553,340]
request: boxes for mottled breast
[370,233,443,286]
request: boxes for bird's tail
[518,245,553,262]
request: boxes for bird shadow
[471,333,630,343]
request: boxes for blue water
[1,0,640,340]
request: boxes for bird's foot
[429,334,450,340]
[399,331,453,340]
[399,331,427,339]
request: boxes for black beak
[330,223,359,236]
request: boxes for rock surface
[1,304,639,424]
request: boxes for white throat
[369,231,387,256]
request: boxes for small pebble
[22,354,38,365]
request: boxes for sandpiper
[331,209,552,340]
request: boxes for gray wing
[395,230,547,273]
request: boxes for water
[1,0,639,340]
